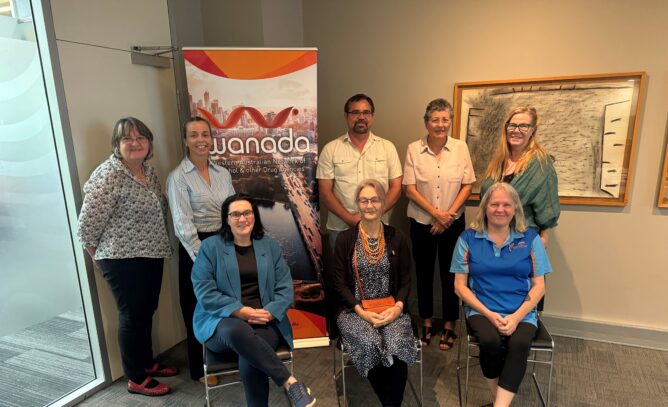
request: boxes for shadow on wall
[542,235,581,318]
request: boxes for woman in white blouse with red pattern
[78,117,175,397]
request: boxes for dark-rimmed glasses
[228,210,254,220]
[347,110,373,117]
[505,123,533,133]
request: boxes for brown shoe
[127,377,171,396]
[199,375,218,386]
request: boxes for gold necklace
[358,223,385,264]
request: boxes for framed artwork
[453,72,646,206]
[658,136,668,208]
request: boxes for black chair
[456,311,555,407]
[332,336,423,406]
[203,344,293,406]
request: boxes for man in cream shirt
[316,93,403,252]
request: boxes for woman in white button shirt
[167,116,235,382]
[403,99,475,351]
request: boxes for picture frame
[658,135,668,208]
[453,72,646,206]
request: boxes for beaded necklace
[357,222,385,265]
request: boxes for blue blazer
[192,235,294,348]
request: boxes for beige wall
[200,0,303,47]
[201,0,264,46]
[300,0,668,336]
[51,0,185,379]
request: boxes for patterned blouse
[77,155,172,260]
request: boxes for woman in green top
[480,107,560,247]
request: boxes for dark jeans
[98,257,163,383]
[468,315,536,393]
[206,318,291,407]
[367,357,408,407]
[179,231,217,380]
[410,216,464,322]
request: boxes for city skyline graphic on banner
[185,60,321,282]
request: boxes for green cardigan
[480,156,560,231]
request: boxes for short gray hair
[354,179,387,207]
[423,98,453,122]
[111,117,154,160]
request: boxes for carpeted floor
[76,330,668,406]
[0,309,95,407]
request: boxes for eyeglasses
[358,197,382,206]
[228,210,254,220]
[505,123,533,133]
[120,135,149,144]
[347,110,374,117]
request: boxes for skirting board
[541,313,668,351]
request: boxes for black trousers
[410,216,464,322]
[468,315,536,393]
[367,357,408,407]
[206,318,291,407]
[178,231,217,380]
[98,257,163,383]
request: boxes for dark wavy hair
[219,193,265,241]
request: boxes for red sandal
[127,377,171,396]
[145,362,179,377]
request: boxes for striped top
[450,228,551,326]
[166,157,235,261]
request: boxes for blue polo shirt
[450,228,552,326]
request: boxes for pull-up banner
[183,48,327,347]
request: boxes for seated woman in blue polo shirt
[451,182,551,407]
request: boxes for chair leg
[530,350,555,407]
[407,342,423,406]
[419,344,424,406]
[203,347,211,407]
[341,347,348,407]
[546,351,554,407]
[464,343,471,407]
[205,375,210,407]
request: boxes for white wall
[51,0,185,379]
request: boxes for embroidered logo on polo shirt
[508,241,528,252]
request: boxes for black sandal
[421,326,434,346]
[439,329,457,351]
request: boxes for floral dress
[336,237,417,377]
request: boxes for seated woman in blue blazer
[192,193,316,407]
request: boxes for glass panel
[0,2,97,405]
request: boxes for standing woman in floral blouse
[78,117,176,397]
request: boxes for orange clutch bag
[354,248,396,314]
[361,297,396,314]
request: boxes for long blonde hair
[471,182,527,233]
[484,107,549,181]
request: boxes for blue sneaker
[287,381,316,407]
